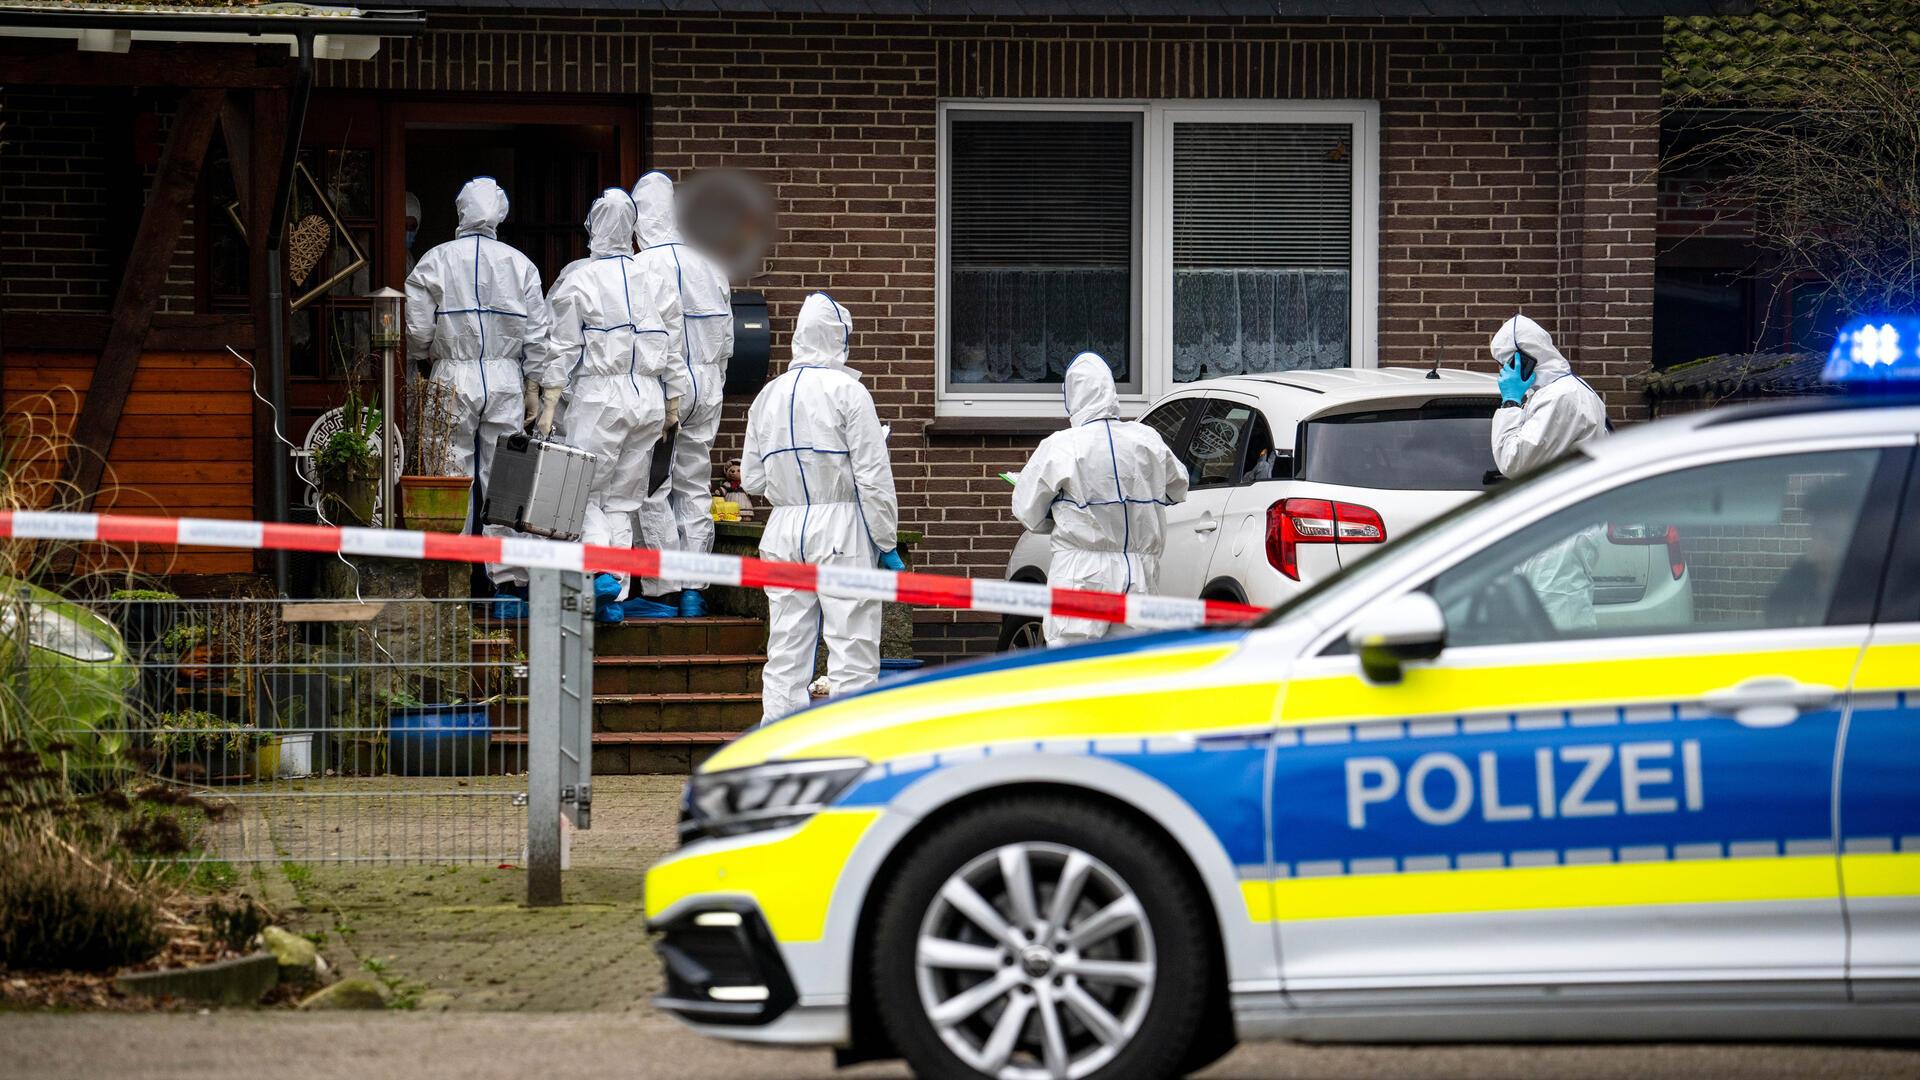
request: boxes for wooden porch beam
[63,88,225,510]
[219,94,254,215]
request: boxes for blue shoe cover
[678,590,707,618]
[593,573,622,601]
[594,599,625,624]
[492,595,529,620]
[624,597,679,619]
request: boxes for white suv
[1000,367,1689,648]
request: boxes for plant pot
[399,475,473,534]
[270,733,313,778]
[387,704,491,777]
[109,600,177,657]
[319,474,377,527]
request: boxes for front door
[1268,443,1905,999]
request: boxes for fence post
[526,567,564,906]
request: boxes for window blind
[1172,122,1351,270]
[949,115,1138,270]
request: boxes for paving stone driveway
[280,775,683,1012]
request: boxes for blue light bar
[1823,314,1920,384]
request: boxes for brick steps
[478,615,767,775]
[593,654,763,695]
[594,692,763,733]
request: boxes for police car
[646,327,1919,1078]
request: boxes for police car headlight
[678,758,868,844]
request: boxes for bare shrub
[1665,42,1920,333]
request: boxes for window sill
[922,416,1070,438]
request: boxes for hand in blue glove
[878,549,907,572]
[1497,354,1537,404]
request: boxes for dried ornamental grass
[0,831,164,972]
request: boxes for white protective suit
[404,178,559,584]
[538,187,671,600]
[1012,354,1188,647]
[741,294,899,724]
[1489,315,1610,631]
[631,172,735,594]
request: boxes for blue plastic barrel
[878,657,925,683]
[387,704,492,776]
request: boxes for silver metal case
[482,433,596,541]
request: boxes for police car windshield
[1251,450,1592,629]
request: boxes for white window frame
[936,98,1380,420]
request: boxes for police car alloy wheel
[871,798,1213,1080]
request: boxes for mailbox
[726,290,772,396]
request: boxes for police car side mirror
[1346,592,1447,685]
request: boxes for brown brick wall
[642,14,1663,655]
[1555,19,1661,424]
[1,88,197,316]
[316,25,647,93]
[1,89,115,314]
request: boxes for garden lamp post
[368,288,405,528]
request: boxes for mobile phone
[1514,349,1537,381]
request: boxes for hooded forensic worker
[1488,314,1610,631]
[629,172,735,617]
[741,293,902,724]
[1012,353,1188,648]
[536,187,674,621]
[403,177,559,585]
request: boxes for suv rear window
[1298,400,1499,491]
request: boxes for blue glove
[1497,355,1537,404]
[878,549,907,572]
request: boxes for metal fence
[25,592,531,866]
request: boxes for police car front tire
[871,797,1214,1080]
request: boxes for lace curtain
[948,267,1347,385]
[948,268,1132,385]
[1173,268,1348,382]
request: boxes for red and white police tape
[0,511,1265,629]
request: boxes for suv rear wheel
[870,797,1216,1080]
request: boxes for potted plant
[315,390,382,528]
[102,588,178,657]
[398,375,472,534]
[150,710,272,783]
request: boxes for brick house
[2,2,1722,662]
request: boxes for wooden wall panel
[4,349,256,575]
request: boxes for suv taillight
[1606,522,1686,580]
[1265,498,1386,581]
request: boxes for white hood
[1062,352,1120,427]
[584,187,636,258]
[791,292,852,372]
[632,171,682,249]
[455,177,509,239]
[1489,314,1572,386]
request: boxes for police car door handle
[1702,677,1837,728]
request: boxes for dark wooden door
[506,126,618,287]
